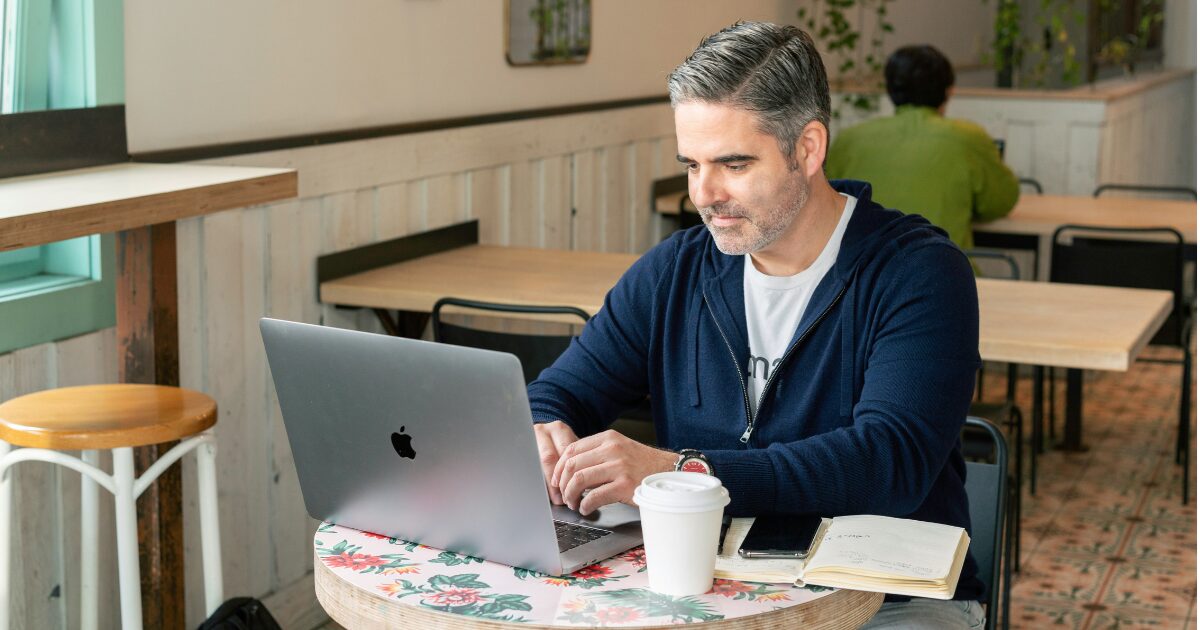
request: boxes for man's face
[674,101,809,256]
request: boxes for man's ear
[794,120,828,178]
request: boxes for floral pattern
[317,523,851,626]
[315,539,419,575]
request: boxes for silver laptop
[260,317,642,576]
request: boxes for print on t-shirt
[743,194,857,417]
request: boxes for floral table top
[315,522,843,627]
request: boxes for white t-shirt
[744,194,857,416]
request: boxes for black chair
[1093,183,1197,200]
[650,173,701,231]
[964,248,1024,571]
[1050,225,1193,503]
[1018,177,1043,194]
[962,416,1011,630]
[432,297,657,444]
[431,298,590,384]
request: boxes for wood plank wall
[0,103,680,629]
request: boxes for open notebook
[716,515,970,600]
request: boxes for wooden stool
[0,384,223,630]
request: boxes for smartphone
[737,513,823,559]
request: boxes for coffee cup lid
[633,471,730,513]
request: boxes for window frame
[0,0,126,353]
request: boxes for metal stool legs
[0,431,222,630]
[81,449,100,630]
[113,447,143,629]
[196,438,224,613]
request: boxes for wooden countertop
[975,194,1196,242]
[832,68,1194,102]
[0,162,297,251]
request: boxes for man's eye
[727,163,748,172]
[685,163,699,172]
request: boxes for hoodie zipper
[702,289,755,442]
[705,283,849,445]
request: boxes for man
[529,22,983,627]
[826,44,1019,250]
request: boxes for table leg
[1057,368,1088,452]
[116,223,185,629]
[1031,366,1042,494]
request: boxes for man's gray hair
[667,21,831,165]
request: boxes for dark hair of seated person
[885,45,955,109]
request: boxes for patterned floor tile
[1123,521,1196,569]
[1100,559,1196,618]
[1010,552,1113,605]
[1086,609,1191,629]
[982,339,1195,630]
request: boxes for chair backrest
[1018,177,1043,194]
[962,416,1009,630]
[431,298,590,384]
[1050,224,1185,347]
[1093,183,1197,200]
[650,174,702,231]
[964,248,1021,281]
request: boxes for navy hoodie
[528,180,983,601]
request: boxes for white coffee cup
[633,471,730,596]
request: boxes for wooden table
[314,522,883,629]
[973,194,1197,278]
[0,162,297,627]
[321,244,1172,484]
[977,278,1172,476]
[320,244,636,318]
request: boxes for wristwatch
[674,449,713,475]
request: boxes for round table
[314,523,883,629]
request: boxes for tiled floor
[995,345,1196,629]
[320,346,1197,630]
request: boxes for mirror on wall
[506,0,591,66]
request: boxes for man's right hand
[533,420,579,505]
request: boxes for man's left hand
[552,430,677,515]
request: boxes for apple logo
[391,426,416,459]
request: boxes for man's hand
[533,420,579,505]
[552,429,677,515]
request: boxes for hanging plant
[797,0,893,117]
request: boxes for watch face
[679,458,711,474]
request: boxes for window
[0,0,123,353]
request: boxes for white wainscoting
[948,70,1196,195]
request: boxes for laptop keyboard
[554,520,613,553]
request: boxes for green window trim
[0,233,115,354]
[0,0,124,353]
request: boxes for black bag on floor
[197,597,282,630]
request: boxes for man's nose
[689,169,726,208]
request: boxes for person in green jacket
[825,45,1019,250]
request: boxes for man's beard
[700,177,809,256]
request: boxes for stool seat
[0,384,216,450]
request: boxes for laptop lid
[260,318,639,575]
